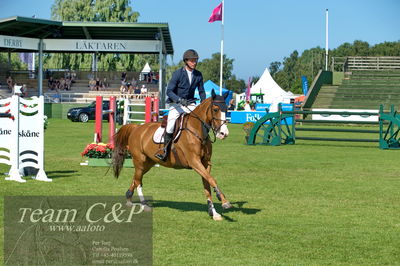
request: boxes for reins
[181,99,227,144]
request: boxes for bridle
[184,99,227,143]
[208,99,228,133]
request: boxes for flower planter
[87,158,134,168]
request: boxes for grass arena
[1,118,399,265]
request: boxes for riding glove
[179,98,189,107]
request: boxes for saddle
[153,114,186,144]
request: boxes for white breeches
[166,103,196,134]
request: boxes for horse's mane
[191,97,212,118]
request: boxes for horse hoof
[212,215,223,221]
[222,202,233,209]
[126,201,134,207]
[142,204,152,212]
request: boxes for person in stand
[21,84,27,97]
[121,71,127,81]
[65,76,72,91]
[89,78,95,91]
[155,49,206,161]
[228,99,235,111]
[134,86,141,94]
[102,77,108,90]
[6,76,13,92]
[95,77,101,91]
[244,100,251,111]
[140,84,147,94]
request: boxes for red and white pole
[95,96,103,143]
[109,96,116,146]
[153,97,159,122]
[145,97,152,123]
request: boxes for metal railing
[332,56,400,72]
[43,91,159,103]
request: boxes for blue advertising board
[301,76,309,96]
[229,103,293,124]
[255,103,270,111]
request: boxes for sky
[1,0,399,80]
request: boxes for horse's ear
[223,91,229,99]
[211,89,216,99]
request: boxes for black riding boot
[155,133,173,161]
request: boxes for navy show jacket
[166,67,206,104]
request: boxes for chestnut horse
[112,90,232,220]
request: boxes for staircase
[312,85,339,108]
[330,70,400,110]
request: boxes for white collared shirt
[186,69,193,85]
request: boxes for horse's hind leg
[126,158,154,210]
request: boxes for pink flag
[246,77,252,101]
[208,3,223,23]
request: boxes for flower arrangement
[44,115,49,130]
[81,143,114,159]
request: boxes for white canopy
[250,67,293,106]
[141,62,151,73]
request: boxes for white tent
[250,68,293,106]
[141,62,151,73]
[140,62,152,81]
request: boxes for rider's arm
[197,73,206,102]
[166,70,181,103]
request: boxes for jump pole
[94,95,116,144]
[95,96,103,143]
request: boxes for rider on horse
[155,49,206,161]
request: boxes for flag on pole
[208,3,223,23]
[246,77,252,101]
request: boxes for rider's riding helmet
[183,49,199,62]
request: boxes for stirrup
[155,148,168,161]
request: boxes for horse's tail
[112,124,137,179]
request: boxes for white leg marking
[137,185,145,203]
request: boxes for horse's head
[210,89,230,140]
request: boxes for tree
[196,53,248,94]
[196,53,234,85]
[46,0,140,71]
[0,53,27,70]
[281,50,300,93]
[225,75,245,94]
[268,61,281,78]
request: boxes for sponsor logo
[0,128,12,135]
[18,130,40,138]
[246,113,262,122]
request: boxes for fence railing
[43,91,159,103]
[332,56,400,72]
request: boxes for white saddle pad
[153,127,165,144]
[152,126,182,144]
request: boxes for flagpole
[219,0,224,96]
[325,9,329,71]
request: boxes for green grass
[1,119,400,265]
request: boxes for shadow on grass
[151,200,261,222]
[46,170,79,179]
[296,142,377,149]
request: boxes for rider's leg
[155,104,181,161]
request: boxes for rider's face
[186,58,198,70]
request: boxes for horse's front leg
[192,159,233,212]
[202,177,222,221]
[201,160,223,221]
